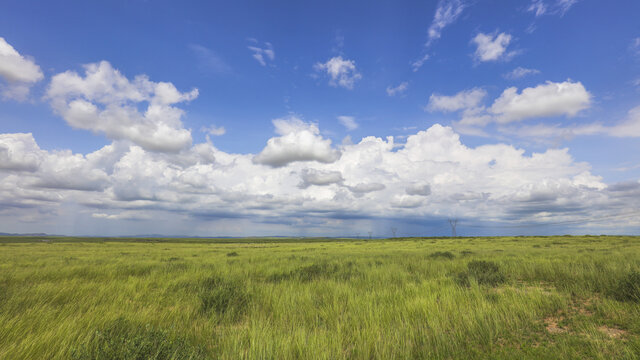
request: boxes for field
[0,235,639,359]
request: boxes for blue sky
[0,0,639,236]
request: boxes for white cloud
[472,32,515,62]
[0,133,43,171]
[391,195,424,208]
[0,133,111,192]
[411,54,430,72]
[503,67,541,80]
[338,116,358,131]
[556,0,580,15]
[46,61,198,153]
[386,82,409,96]
[92,211,152,221]
[202,125,226,136]
[527,0,580,18]
[527,0,547,16]
[499,105,640,141]
[248,41,275,66]
[426,81,592,136]
[427,0,467,45]
[2,121,638,236]
[489,80,591,123]
[253,116,341,167]
[427,88,487,112]
[413,0,467,72]
[602,106,640,137]
[314,56,362,90]
[0,37,44,101]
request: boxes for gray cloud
[298,169,344,189]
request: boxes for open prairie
[1,235,639,359]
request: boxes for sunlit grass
[0,235,639,359]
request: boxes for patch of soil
[598,326,627,338]
[544,317,568,334]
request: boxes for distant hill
[0,232,53,236]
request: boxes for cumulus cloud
[314,56,362,89]
[253,116,341,167]
[46,61,198,152]
[427,81,592,136]
[472,32,516,62]
[386,82,409,96]
[0,133,111,192]
[503,67,541,80]
[489,80,591,123]
[391,195,424,208]
[347,183,386,194]
[406,183,432,196]
[298,168,344,189]
[338,116,358,131]
[2,121,637,235]
[427,88,487,112]
[500,105,640,139]
[247,41,275,66]
[0,133,43,171]
[0,37,44,101]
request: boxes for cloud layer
[2,115,637,235]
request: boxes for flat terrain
[0,235,639,359]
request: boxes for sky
[0,0,639,237]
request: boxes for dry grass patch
[544,317,568,334]
[597,325,627,338]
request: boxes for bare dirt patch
[598,326,627,338]
[544,317,568,334]
[570,297,596,316]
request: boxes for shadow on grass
[267,262,360,283]
[199,275,250,323]
[70,317,207,359]
[456,260,506,287]
[610,271,640,303]
[428,251,455,260]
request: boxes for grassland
[0,235,639,359]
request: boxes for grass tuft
[428,251,455,259]
[457,260,506,287]
[611,270,640,302]
[199,275,250,322]
[70,318,206,360]
[267,261,360,282]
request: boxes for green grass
[0,235,639,359]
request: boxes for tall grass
[0,235,639,359]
